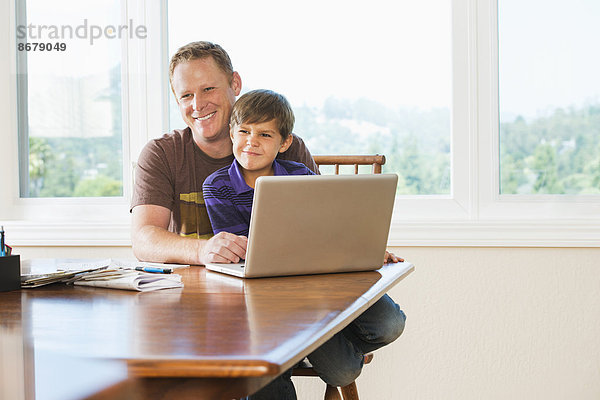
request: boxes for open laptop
[205,174,398,278]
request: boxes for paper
[72,268,183,292]
[21,267,108,288]
[21,259,188,290]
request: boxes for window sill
[389,220,599,247]
[3,219,598,248]
[4,220,132,247]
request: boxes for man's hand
[384,251,404,264]
[200,232,248,264]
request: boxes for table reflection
[0,258,403,399]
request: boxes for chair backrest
[312,155,386,175]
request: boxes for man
[131,41,318,265]
[131,41,405,399]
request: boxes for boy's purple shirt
[202,159,315,237]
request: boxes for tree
[28,137,53,197]
[73,175,122,197]
[531,143,563,194]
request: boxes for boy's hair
[230,89,295,141]
[169,41,234,85]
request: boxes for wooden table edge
[127,359,280,378]
[126,263,415,379]
[264,263,415,373]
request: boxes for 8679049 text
[18,42,67,51]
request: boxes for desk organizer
[0,255,20,292]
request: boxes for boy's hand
[384,251,404,264]
[200,232,247,264]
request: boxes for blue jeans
[244,294,406,400]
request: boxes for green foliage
[27,93,599,198]
[26,134,123,198]
[531,144,563,193]
[24,63,123,198]
[73,175,122,197]
[500,105,600,194]
[28,137,53,196]
[298,97,599,196]
[296,97,451,195]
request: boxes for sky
[168,0,452,111]
[20,0,600,120]
[23,0,121,77]
[498,0,600,120]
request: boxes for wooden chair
[293,353,374,400]
[292,154,385,400]
[312,155,386,175]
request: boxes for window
[498,0,600,195]
[16,0,124,198]
[167,0,452,195]
[476,0,600,231]
[2,0,598,246]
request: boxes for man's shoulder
[203,163,233,188]
[139,128,191,160]
[277,133,319,174]
[276,159,314,175]
[147,128,191,147]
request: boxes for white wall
[296,246,600,400]
[13,245,600,399]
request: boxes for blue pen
[0,225,5,257]
[135,266,172,274]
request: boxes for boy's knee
[320,362,363,388]
[379,308,406,345]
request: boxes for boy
[203,89,315,237]
[203,88,405,400]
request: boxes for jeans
[244,294,406,400]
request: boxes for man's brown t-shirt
[131,128,318,239]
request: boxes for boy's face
[230,119,293,175]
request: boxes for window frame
[477,0,600,220]
[1,0,168,246]
[1,0,598,247]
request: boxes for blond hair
[169,41,234,85]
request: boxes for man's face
[171,57,241,146]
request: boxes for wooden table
[0,260,414,399]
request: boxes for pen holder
[0,255,20,292]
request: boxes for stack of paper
[69,268,183,292]
[21,267,107,288]
[20,259,188,291]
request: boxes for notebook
[205,174,398,278]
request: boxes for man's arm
[131,204,247,265]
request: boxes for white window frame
[0,0,168,246]
[389,0,599,247]
[1,0,598,247]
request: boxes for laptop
[205,173,398,278]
